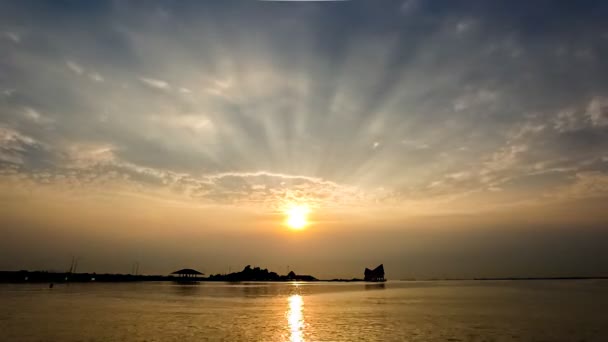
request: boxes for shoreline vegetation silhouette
[0,264,387,284]
[1,264,606,284]
[0,265,320,284]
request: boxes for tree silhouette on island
[207,265,317,282]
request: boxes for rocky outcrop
[364,264,385,282]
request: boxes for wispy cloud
[587,96,608,127]
[0,126,44,165]
[139,77,170,90]
[2,89,16,97]
[66,60,104,83]
[88,72,104,82]
[400,139,429,150]
[22,107,53,125]
[66,60,84,75]
[3,31,20,43]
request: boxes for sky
[1,0,608,279]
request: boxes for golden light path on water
[287,294,304,342]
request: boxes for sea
[1,280,607,341]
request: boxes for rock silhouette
[364,264,386,282]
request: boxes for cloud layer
[1,1,608,215]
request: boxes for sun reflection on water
[287,294,304,342]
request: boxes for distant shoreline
[1,270,606,284]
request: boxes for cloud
[196,170,370,209]
[587,96,608,127]
[22,107,52,125]
[552,171,608,200]
[400,139,429,150]
[3,31,20,43]
[66,60,104,82]
[0,127,44,165]
[66,60,84,75]
[149,114,213,133]
[63,143,116,169]
[400,0,420,14]
[2,89,16,97]
[1,1,608,216]
[452,89,498,112]
[139,77,170,90]
[552,97,608,132]
[88,72,104,82]
[553,108,584,132]
[455,19,475,34]
[0,150,375,211]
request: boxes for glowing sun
[285,204,310,230]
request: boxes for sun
[285,204,310,230]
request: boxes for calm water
[1,280,607,341]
